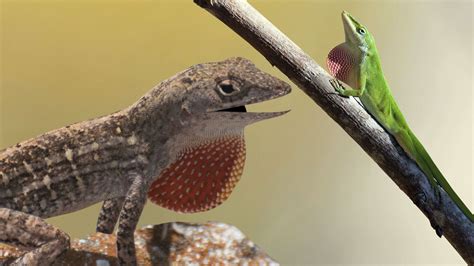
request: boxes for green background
[1,0,472,264]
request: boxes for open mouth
[212,87,290,115]
[217,105,247,113]
[210,80,291,118]
[212,101,289,122]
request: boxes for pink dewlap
[326,44,355,84]
[148,136,246,213]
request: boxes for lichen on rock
[0,222,278,265]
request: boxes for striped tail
[396,129,473,222]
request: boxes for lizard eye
[357,28,366,35]
[217,80,240,96]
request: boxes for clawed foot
[430,184,444,237]
[329,79,347,96]
[428,180,442,204]
[430,218,444,238]
[415,190,444,238]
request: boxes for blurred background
[1,0,472,264]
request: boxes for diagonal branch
[193,0,473,262]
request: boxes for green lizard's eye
[357,28,366,35]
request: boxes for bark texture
[0,222,277,265]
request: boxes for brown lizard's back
[0,113,149,218]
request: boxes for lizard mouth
[217,105,247,112]
[215,104,290,121]
[212,83,291,119]
[213,103,289,121]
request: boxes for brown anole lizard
[0,57,291,265]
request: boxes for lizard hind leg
[0,208,70,266]
[393,129,439,191]
[96,197,125,234]
[393,130,444,236]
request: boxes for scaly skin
[0,57,291,265]
[326,11,473,224]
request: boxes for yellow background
[1,0,472,264]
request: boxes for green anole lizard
[326,11,473,224]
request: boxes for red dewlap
[148,136,246,213]
[326,44,354,84]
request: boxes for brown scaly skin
[0,57,291,265]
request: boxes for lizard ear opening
[147,135,246,213]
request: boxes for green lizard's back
[393,127,474,222]
[362,81,473,222]
[359,63,473,222]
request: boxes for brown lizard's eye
[218,80,240,96]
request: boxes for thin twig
[193,0,473,262]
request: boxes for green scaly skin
[329,11,473,223]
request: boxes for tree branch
[193,0,473,262]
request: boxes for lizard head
[326,11,376,88]
[143,57,291,213]
[176,57,290,119]
[341,11,375,51]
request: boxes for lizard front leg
[329,78,364,97]
[0,208,70,266]
[116,174,149,265]
[96,197,125,234]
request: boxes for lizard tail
[395,129,473,222]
